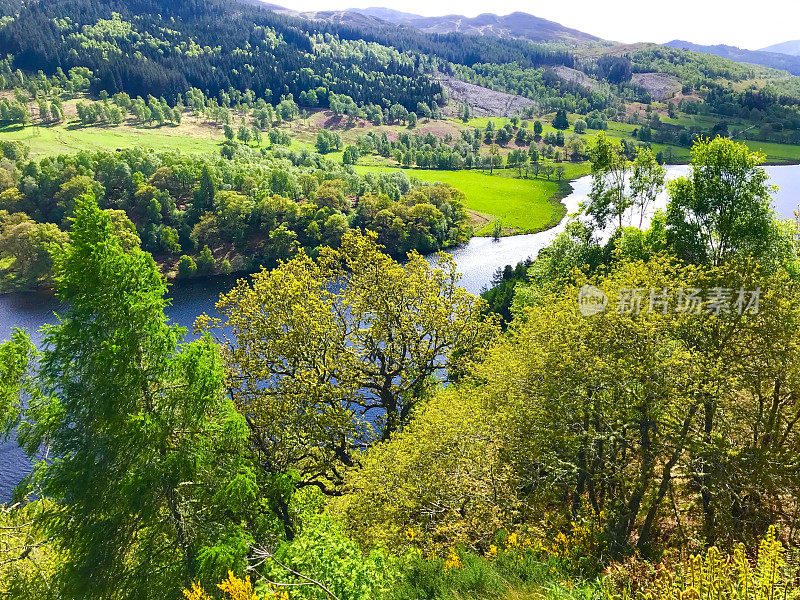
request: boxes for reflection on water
[1,165,799,500]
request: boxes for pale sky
[279,0,800,50]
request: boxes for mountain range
[665,40,800,76]
[259,2,800,76]
[760,40,800,56]
[258,4,600,45]
[347,8,600,44]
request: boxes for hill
[761,40,800,56]
[251,3,599,45]
[665,40,800,75]
[348,8,601,44]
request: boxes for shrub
[178,254,197,278]
[391,548,506,600]
[197,245,215,275]
[333,386,517,555]
[602,527,799,600]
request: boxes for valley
[2,1,800,599]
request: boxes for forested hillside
[0,0,575,104]
[2,0,800,598]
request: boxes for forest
[1,0,800,597]
[3,131,800,600]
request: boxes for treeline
[0,0,443,109]
[0,143,471,291]
[351,117,591,171]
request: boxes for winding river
[1,165,800,500]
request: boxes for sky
[279,0,800,50]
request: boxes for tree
[178,254,197,278]
[342,145,360,165]
[194,165,216,213]
[574,119,587,134]
[460,103,470,123]
[10,194,255,599]
[489,144,501,174]
[533,120,543,139]
[0,328,35,433]
[666,137,788,267]
[236,123,251,144]
[553,109,569,130]
[630,147,666,228]
[268,223,297,260]
[201,232,498,534]
[196,244,215,275]
[0,210,68,292]
[668,102,677,119]
[484,257,708,556]
[495,127,511,146]
[316,130,341,154]
[586,132,631,230]
[335,386,515,553]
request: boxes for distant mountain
[665,40,800,76]
[760,40,800,57]
[253,4,598,44]
[347,7,424,24]
[347,9,600,44]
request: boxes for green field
[354,165,566,235]
[742,139,800,163]
[0,122,223,156]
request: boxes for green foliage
[391,548,507,600]
[259,515,397,600]
[13,193,258,599]
[553,109,570,130]
[197,244,215,275]
[666,137,791,268]
[0,210,68,292]
[336,382,514,552]
[178,253,197,278]
[481,259,532,326]
[0,327,34,435]
[316,130,342,154]
[603,527,799,600]
[0,501,61,599]
[203,232,499,536]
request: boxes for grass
[0,121,224,157]
[353,164,567,235]
[742,139,800,164]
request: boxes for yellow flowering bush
[546,514,606,574]
[184,571,293,600]
[183,572,263,600]
[602,527,799,600]
[444,548,464,571]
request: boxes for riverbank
[353,164,586,236]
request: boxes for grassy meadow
[354,164,568,235]
[0,120,222,157]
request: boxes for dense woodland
[2,0,800,598]
[0,141,471,291]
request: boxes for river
[1,164,799,500]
